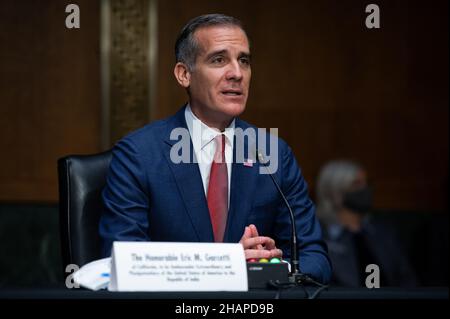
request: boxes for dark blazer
[99,106,332,283]
[324,219,418,287]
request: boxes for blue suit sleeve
[275,142,332,284]
[99,138,150,257]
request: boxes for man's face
[179,25,251,128]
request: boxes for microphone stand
[256,151,326,288]
[264,163,305,284]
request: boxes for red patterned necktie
[207,134,228,242]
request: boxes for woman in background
[316,160,418,287]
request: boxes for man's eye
[211,56,224,64]
[240,57,250,65]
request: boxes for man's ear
[174,62,191,88]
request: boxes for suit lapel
[224,119,259,243]
[161,107,214,242]
[160,108,259,243]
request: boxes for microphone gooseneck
[256,151,300,279]
[255,150,329,294]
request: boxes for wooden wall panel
[0,0,447,212]
[157,0,448,212]
[0,0,101,202]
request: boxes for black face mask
[342,186,372,214]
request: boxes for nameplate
[108,242,248,292]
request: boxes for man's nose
[225,60,243,81]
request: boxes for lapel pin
[243,159,254,167]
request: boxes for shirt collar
[185,104,235,150]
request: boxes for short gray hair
[174,14,247,71]
[315,160,363,226]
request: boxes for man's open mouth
[221,90,243,96]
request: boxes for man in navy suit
[99,14,331,284]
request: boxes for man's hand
[239,224,283,260]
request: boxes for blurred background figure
[315,160,418,287]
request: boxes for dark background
[0,0,447,287]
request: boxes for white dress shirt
[185,105,234,206]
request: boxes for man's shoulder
[123,117,168,142]
[118,108,184,147]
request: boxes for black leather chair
[58,150,112,270]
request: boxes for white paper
[108,241,248,292]
[73,257,111,291]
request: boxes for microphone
[255,150,302,282]
[250,149,328,295]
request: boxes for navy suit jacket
[99,106,332,283]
